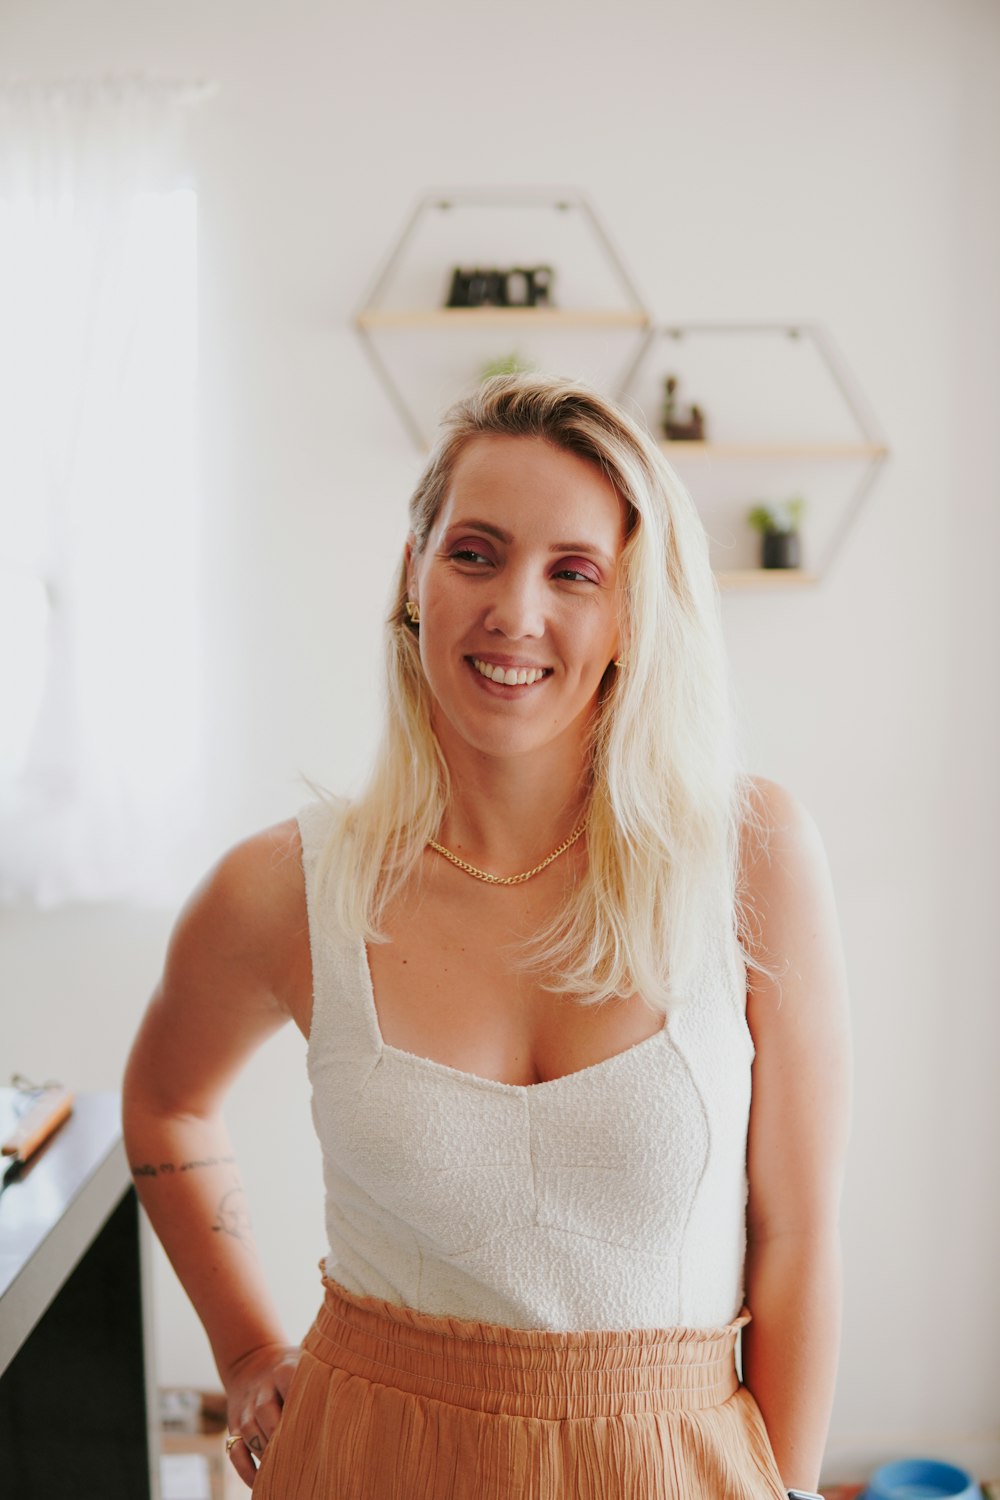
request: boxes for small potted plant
[747,496,805,569]
[479,351,535,381]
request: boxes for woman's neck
[433,745,591,874]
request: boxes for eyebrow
[445,518,615,570]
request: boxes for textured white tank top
[297,799,755,1332]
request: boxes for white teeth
[472,658,547,686]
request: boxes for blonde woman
[123,375,851,1498]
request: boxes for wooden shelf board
[660,441,887,460]
[715,569,821,588]
[357,308,649,330]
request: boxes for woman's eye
[450,548,491,564]
[555,567,598,584]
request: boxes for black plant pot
[761,530,801,569]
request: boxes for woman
[123,374,851,1499]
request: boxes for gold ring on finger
[226,1435,242,1454]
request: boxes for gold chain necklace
[426,821,587,886]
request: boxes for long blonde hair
[311,373,763,1013]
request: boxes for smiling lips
[470,656,551,687]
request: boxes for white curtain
[0,78,210,906]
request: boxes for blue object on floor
[862,1457,978,1500]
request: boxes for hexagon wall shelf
[619,323,889,585]
[354,188,653,450]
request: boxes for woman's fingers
[224,1346,301,1488]
[226,1435,257,1489]
[275,1354,300,1399]
[252,1386,285,1443]
[233,1382,286,1483]
[238,1410,268,1462]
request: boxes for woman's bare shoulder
[740,774,839,972]
[214,795,347,958]
[739,774,822,873]
[201,815,303,910]
[159,817,309,1016]
[223,816,304,888]
[123,819,313,1115]
[741,772,815,829]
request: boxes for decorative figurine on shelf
[445,265,556,308]
[479,352,536,382]
[747,496,806,569]
[522,265,553,306]
[660,375,706,441]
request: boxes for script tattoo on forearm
[130,1154,238,1179]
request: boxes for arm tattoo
[212,1180,255,1246]
[130,1159,256,1251]
[130,1155,237,1180]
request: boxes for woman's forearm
[122,1099,289,1384]
[741,1229,843,1494]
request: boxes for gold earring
[613,654,626,668]
[405,600,420,625]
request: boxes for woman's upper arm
[742,777,853,1241]
[123,819,305,1118]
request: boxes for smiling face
[406,434,626,769]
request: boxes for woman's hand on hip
[224,1341,302,1489]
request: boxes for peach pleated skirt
[252,1274,788,1499]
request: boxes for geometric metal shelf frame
[354,187,653,450]
[352,194,889,586]
[619,323,890,585]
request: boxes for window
[0,84,204,905]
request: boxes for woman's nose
[482,568,546,639]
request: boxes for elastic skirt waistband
[304,1275,751,1421]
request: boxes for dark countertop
[0,1085,129,1372]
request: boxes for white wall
[2,0,998,1485]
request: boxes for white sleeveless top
[297,799,756,1332]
